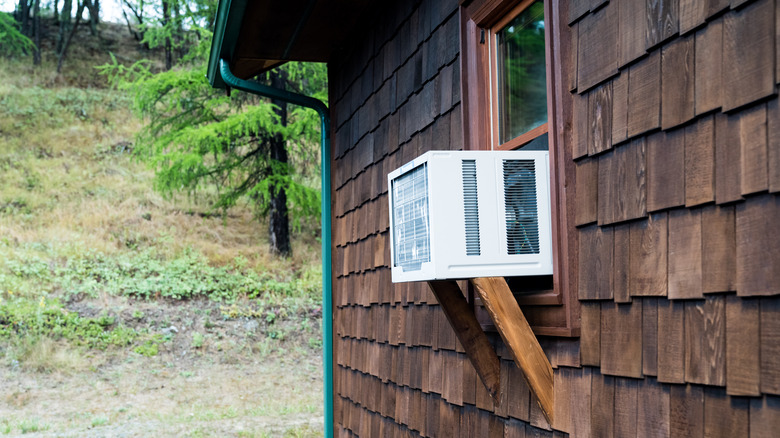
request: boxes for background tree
[57,0,72,52]
[31,0,39,64]
[120,0,147,42]
[101,4,326,257]
[0,10,34,57]
[56,0,85,72]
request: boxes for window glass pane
[496,1,547,145]
[519,132,548,150]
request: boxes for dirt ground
[0,299,324,437]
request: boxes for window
[461,0,579,337]
[492,0,548,150]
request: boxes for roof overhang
[207,0,375,89]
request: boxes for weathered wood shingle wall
[330,0,552,435]
[330,0,780,436]
[569,0,780,436]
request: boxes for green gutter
[207,0,248,89]
[219,59,334,438]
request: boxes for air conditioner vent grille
[391,164,431,271]
[503,159,540,255]
[461,160,481,256]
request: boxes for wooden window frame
[460,0,579,337]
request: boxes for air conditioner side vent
[461,160,481,256]
[391,163,431,271]
[503,159,540,255]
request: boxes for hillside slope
[0,20,323,437]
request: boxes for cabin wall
[568,0,780,436]
[329,0,780,436]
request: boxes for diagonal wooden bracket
[471,277,554,424]
[427,278,554,424]
[427,280,502,403]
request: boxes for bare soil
[0,299,324,437]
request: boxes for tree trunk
[121,8,140,40]
[20,0,30,36]
[162,0,172,70]
[32,0,40,65]
[122,0,145,44]
[268,69,292,257]
[53,0,59,24]
[57,0,72,53]
[57,0,85,73]
[84,0,98,36]
[173,0,185,60]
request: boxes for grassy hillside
[0,21,323,437]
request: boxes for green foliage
[138,0,218,65]
[307,337,322,349]
[100,55,325,233]
[134,339,159,357]
[191,331,204,348]
[17,418,48,434]
[98,6,328,237]
[0,12,34,58]
[0,297,138,350]
[1,247,322,303]
[90,416,109,427]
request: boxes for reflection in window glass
[519,132,548,151]
[496,1,547,145]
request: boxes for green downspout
[219,59,334,438]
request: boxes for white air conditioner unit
[387,150,553,283]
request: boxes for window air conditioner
[387,150,553,283]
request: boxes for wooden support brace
[427,280,501,403]
[471,277,555,424]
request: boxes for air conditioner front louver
[388,151,552,283]
[503,159,540,255]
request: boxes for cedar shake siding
[330,0,780,436]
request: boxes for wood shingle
[736,195,780,297]
[600,301,643,378]
[658,299,686,384]
[627,51,661,137]
[629,213,668,296]
[617,0,648,68]
[726,294,760,396]
[577,0,619,92]
[694,17,723,116]
[670,384,704,438]
[668,208,703,300]
[661,35,695,130]
[722,0,775,112]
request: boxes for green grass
[90,416,109,427]
[0,297,139,348]
[0,63,322,368]
[17,417,48,434]
[0,244,321,302]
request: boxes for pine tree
[101,6,326,256]
[0,11,34,57]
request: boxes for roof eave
[206,0,250,89]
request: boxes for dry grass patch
[11,336,88,374]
